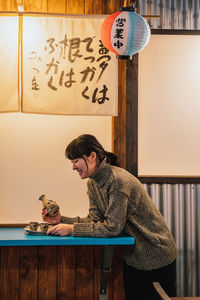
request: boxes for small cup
[30,222,38,231]
[40,223,49,232]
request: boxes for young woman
[42,134,177,300]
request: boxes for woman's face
[71,152,97,179]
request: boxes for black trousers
[123,260,176,300]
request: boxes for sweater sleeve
[60,215,89,224]
[73,191,128,237]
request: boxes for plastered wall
[0,113,112,223]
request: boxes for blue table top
[0,227,135,246]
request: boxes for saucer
[24,224,53,235]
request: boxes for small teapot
[39,194,60,217]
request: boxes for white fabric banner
[22,16,118,115]
[0,16,19,112]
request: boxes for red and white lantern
[100,9,151,59]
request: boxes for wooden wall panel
[0,0,17,11]
[38,246,57,300]
[57,246,76,300]
[94,246,101,300]
[66,0,84,14]
[47,0,66,13]
[24,0,48,12]
[109,247,125,300]
[85,0,103,14]
[0,244,125,299]
[0,247,20,300]
[19,246,38,300]
[103,0,123,14]
[76,246,95,300]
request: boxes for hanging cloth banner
[22,15,118,116]
[0,16,19,113]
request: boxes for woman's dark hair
[65,134,119,166]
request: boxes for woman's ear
[90,151,97,162]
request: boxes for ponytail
[105,151,119,166]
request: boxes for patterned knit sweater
[61,159,177,270]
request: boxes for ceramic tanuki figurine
[39,194,60,217]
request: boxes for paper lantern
[100,8,151,59]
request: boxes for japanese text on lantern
[113,17,126,49]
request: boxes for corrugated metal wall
[143,184,200,296]
[138,1,200,296]
[139,0,200,29]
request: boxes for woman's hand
[42,208,61,224]
[47,224,74,236]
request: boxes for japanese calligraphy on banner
[0,16,19,112]
[22,16,118,115]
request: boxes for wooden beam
[85,0,103,14]
[47,0,66,13]
[112,59,126,169]
[23,0,48,12]
[126,55,138,175]
[66,0,84,14]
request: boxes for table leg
[99,245,115,300]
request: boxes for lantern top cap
[121,0,138,11]
[120,6,136,12]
